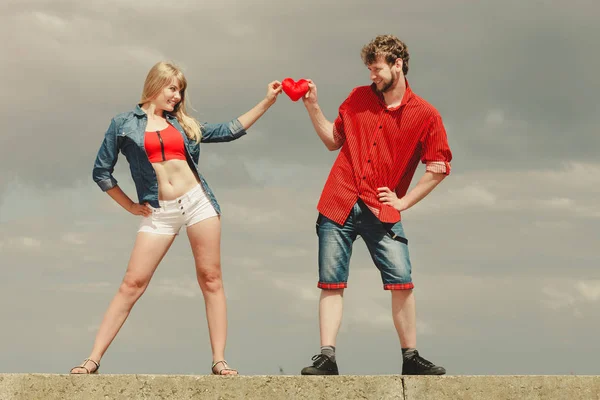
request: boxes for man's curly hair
[361,35,410,75]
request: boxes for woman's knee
[196,265,223,293]
[119,274,149,299]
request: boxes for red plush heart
[282,78,309,102]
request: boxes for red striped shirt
[317,80,452,225]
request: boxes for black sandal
[70,358,100,374]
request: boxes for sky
[0,0,599,376]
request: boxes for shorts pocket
[387,232,408,245]
[316,214,324,236]
[383,223,408,245]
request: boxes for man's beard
[376,75,396,93]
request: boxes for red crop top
[144,124,187,163]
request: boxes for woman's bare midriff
[151,159,201,200]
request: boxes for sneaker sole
[300,370,339,376]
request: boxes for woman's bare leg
[71,232,176,373]
[186,217,236,375]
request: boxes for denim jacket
[92,105,247,212]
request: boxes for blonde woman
[70,62,282,376]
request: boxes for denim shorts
[317,200,413,290]
[138,184,218,235]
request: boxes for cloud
[33,10,67,31]
[528,162,600,188]
[221,203,285,226]
[575,281,600,303]
[272,247,310,259]
[150,278,200,299]
[61,233,86,246]
[60,282,112,294]
[541,280,600,318]
[0,236,42,251]
[484,109,505,126]
[447,185,497,207]
[409,161,600,220]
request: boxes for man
[300,35,452,376]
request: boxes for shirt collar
[371,78,414,111]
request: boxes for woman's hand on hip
[129,202,153,217]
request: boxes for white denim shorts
[138,184,219,235]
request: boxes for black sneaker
[300,354,339,375]
[401,350,446,375]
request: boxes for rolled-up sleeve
[333,114,346,147]
[332,89,357,147]
[420,114,452,175]
[92,118,119,191]
[200,119,247,143]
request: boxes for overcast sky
[1,0,599,376]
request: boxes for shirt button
[379,126,382,129]
[178,199,182,203]
[368,160,371,163]
[373,142,377,146]
[362,176,366,179]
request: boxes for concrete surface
[0,374,598,399]
[404,375,600,400]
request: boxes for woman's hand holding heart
[266,80,283,105]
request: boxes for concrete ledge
[1,374,599,400]
[404,376,600,400]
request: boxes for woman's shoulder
[105,107,143,132]
[111,108,139,124]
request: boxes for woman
[70,61,282,375]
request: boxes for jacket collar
[134,104,177,120]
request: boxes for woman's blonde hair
[140,61,202,142]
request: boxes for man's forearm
[397,172,446,211]
[305,103,338,150]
